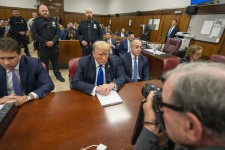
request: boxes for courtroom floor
[24,43,70,92]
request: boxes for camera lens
[142,83,161,98]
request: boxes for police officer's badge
[52,22,56,27]
[94,24,97,29]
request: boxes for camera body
[142,83,162,112]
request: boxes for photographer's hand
[143,91,160,135]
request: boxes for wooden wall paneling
[143,15,153,41]
[81,15,86,21]
[113,16,120,33]
[4,9,13,20]
[118,17,124,33]
[218,35,225,56]
[151,15,162,42]
[133,16,143,38]
[0,8,6,20]
[160,14,174,42]
[96,16,105,25]
[123,16,130,32]
[178,13,191,32]
[74,14,81,24]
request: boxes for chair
[162,38,182,55]
[162,57,181,73]
[68,57,80,89]
[209,54,225,64]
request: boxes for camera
[142,83,162,112]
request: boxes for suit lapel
[105,61,111,83]
[138,56,142,78]
[0,67,7,96]
[19,56,28,94]
[90,57,96,83]
[127,54,132,77]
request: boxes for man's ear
[184,112,203,144]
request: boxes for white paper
[128,19,132,26]
[0,104,5,110]
[201,21,214,35]
[214,19,225,27]
[97,90,123,107]
[144,49,166,55]
[210,27,221,37]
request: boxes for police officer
[9,9,30,56]
[31,4,65,82]
[77,8,103,56]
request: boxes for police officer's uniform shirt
[10,16,28,33]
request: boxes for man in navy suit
[140,24,150,41]
[72,41,125,96]
[104,31,118,56]
[165,19,179,42]
[117,28,127,37]
[119,39,150,83]
[0,38,54,106]
[119,32,135,54]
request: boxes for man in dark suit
[104,31,118,56]
[119,32,135,54]
[140,24,150,41]
[165,19,179,41]
[72,41,125,96]
[0,38,54,106]
[120,39,150,83]
[117,28,127,37]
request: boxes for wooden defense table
[0,81,162,150]
[142,50,177,79]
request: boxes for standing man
[104,31,118,56]
[27,12,38,50]
[9,9,30,56]
[0,38,54,106]
[140,24,150,41]
[165,19,179,42]
[72,41,124,96]
[31,4,65,82]
[120,39,150,83]
[77,8,103,56]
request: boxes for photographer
[135,62,225,150]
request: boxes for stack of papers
[144,49,166,55]
[96,90,123,107]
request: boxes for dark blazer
[0,56,54,98]
[117,32,128,37]
[104,38,118,55]
[140,25,150,41]
[72,55,125,95]
[119,39,129,54]
[165,26,179,41]
[119,53,150,83]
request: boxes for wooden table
[0,81,163,150]
[142,50,177,79]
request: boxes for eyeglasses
[158,101,184,112]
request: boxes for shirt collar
[130,52,138,60]
[95,59,105,68]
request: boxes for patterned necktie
[167,27,173,37]
[133,57,138,82]
[97,65,104,86]
[12,69,23,96]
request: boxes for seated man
[135,62,225,150]
[0,38,54,106]
[120,39,150,83]
[119,32,135,54]
[104,31,118,56]
[72,41,125,96]
[117,28,127,37]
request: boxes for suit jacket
[72,55,125,95]
[119,53,150,83]
[165,26,179,41]
[104,38,118,55]
[0,56,54,98]
[140,25,150,41]
[119,39,129,54]
[117,32,128,37]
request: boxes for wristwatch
[26,93,34,102]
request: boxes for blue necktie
[12,69,23,96]
[167,27,173,37]
[134,57,138,82]
[97,65,104,86]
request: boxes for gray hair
[163,62,225,143]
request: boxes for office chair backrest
[209,54,225,64]
[68,57,80,89]
[163,57,181,73]
[162,38,182,55]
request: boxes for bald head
[85,8,93,20]
[39,4,49,18]
[130,39,142,57]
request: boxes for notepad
[96,90,123,107]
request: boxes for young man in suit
[72,41,125,96]
[0,38,54,106]
[140,24,150,41]
[104,31,118,56]
[119,39,150,83]
[119,32,135,54]
[165,19,179,42]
